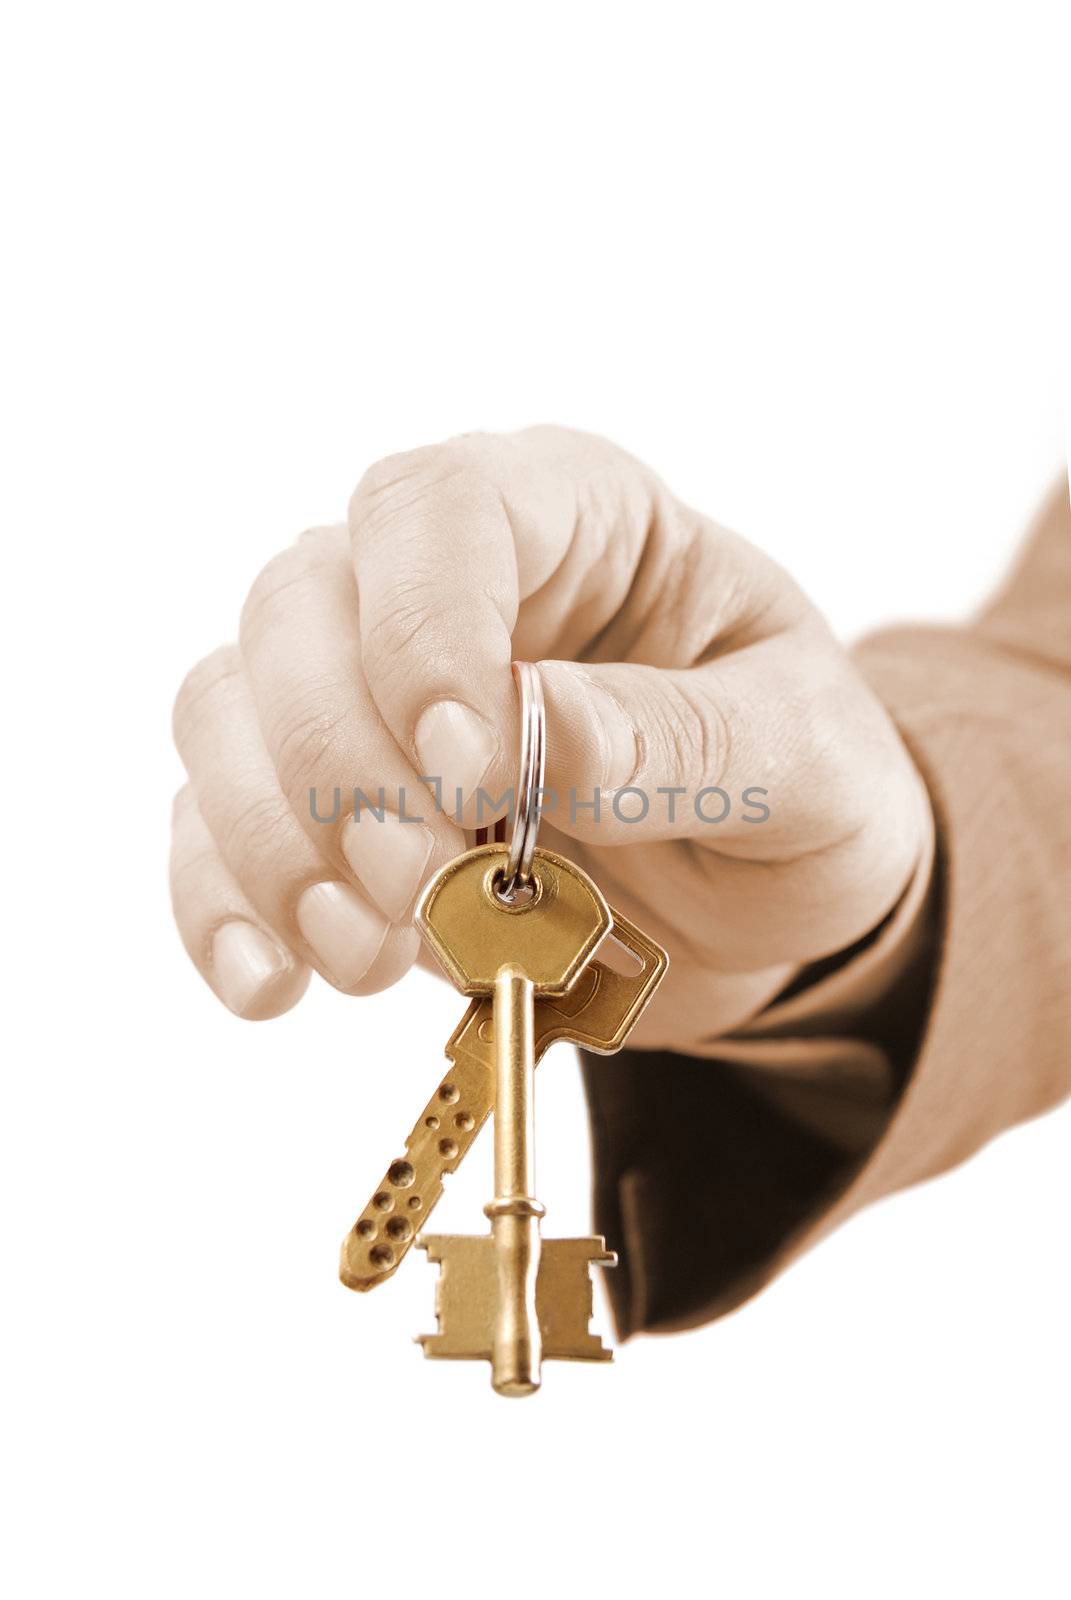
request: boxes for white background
[3,4,1069,1597]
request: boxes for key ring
[498,661,545,900]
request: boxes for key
[413,842,619,1396]
[418,843,611,1394]
[339,909,667,1292]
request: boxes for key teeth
[414,1233,456,1361]
[415,1234,616,1366]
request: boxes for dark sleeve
[583,478,1071,1338]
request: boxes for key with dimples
[339,902,667,1292]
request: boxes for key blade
[338,1016,491,1291]
[339,994,552,1293]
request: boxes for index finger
[348,426,657,822]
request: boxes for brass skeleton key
[339,908,667,1292]
[415,843,611,1394]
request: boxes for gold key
[338,907,667,1292]
[415,842,612,1396]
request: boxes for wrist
[735,765,937,1040]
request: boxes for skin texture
[170,427,930,1049]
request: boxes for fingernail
[414,700,498,808]
[296,881,389,989]
[340,811,434,922]
[211,922,289,1017]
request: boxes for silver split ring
[499,661,545,899]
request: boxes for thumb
[536,640,833,850]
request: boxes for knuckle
[263,676,352,799]
[172,645,241,751]
[169,837,218,902]
[296,521,347,551]
[240,548,302,642]
[360,571,447,661]
[644,674,731,790]
[690,680,733,789]
[355,434,489,496]
[350,441,499,551]
[239,537,344,650]
[168,808,221,907]
[353,443,443,500]
[219,789,300,877]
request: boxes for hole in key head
[597,932,645,976]
[488,866,541,912]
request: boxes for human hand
[171,427,930,1050]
